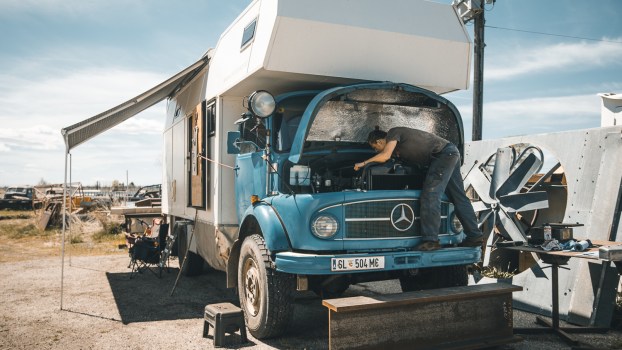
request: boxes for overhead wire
[485,25,622,44]
[460,1,621,44]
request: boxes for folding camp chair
[127,218,169,278]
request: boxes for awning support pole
[60,147,68,310]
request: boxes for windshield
[7,187,26,193]
[273,94,316,152]
[306,88,461,147]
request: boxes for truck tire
[177,224,204,276]
[399,265,468,292]
[238,234,294,339]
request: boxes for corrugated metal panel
[60,56,209,151]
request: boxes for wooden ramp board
[323,283,522,350]
[37,202,60,230]
[110,206,161,215]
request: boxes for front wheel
[238,234,295,339]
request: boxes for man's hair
[367,126,387,144]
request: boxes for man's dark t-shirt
[386,127,449,166]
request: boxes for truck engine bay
[283,152,426,194]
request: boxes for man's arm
[354,140,397,170]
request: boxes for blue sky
[0,0,620,187]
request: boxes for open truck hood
[288,82,465,164]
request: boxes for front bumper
[274,247,481,275]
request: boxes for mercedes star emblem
[390,203,415,231]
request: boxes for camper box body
[162,0,479,338]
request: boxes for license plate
[331,256,385,271]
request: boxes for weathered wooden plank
[325,283,522,350]
[323,283,522,313]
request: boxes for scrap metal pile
[33,183,113,230]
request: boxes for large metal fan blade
[497,209,527,241]
[489,148,513,199]
[477,209,494,227]
[472,200,491,213]
[496,153,542,197]
[498,191,549,213]
[483,213,496,266]
[526,162,561,193]
[464,166,495,204]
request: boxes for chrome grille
[344,199,448,239]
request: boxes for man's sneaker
[461,235,484,247]
[414,240,441,251]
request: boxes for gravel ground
[1,252,621,350]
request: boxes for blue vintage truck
[0,186,35,210]
[161,0,481,339]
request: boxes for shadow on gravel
[104,260,338,348]
[262,293,330,349]
[106,265,332,348]
[106,267,237,324]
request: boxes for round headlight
[450,212,463,234]
[311,215,339,238]
[248,90,276,118]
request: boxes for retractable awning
[60,55,209,152]
[59,54,209,310]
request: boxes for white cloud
[485,94,599,120]
[487,39,622,81]
[456,94,603,139]
[0,67,166,129]
[114,116,165,135]
[0,66,170,185]
[0,125,63,151]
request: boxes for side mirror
[227,131,242,154]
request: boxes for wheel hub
[243,259,261,317]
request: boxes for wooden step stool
[203,302,248,347]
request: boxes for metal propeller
[465,147,549,245]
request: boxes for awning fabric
[61,56,209,152]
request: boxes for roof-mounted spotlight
[247,90,276,118]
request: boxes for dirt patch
[0,254,331,350]
[0,210,126,263]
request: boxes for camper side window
[241,18,257,50]
[206,100,216,137]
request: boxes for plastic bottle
[543,225,552,241]
[574,239,592,251]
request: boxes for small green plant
[70,235,84,244]
[0,214,30,221]
[481,266,516,280]
[92,219,123,242]
[5,223,42,239]
[103,220,122,235]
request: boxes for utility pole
[472,2,485,141]
[452,0,491,141]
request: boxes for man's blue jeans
[420,143,482,242]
